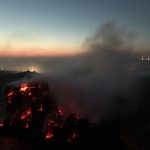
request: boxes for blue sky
[0,0,149,56]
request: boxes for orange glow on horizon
[0,47,80,57]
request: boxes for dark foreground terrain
[0,116,150,150]
[0,71,150,150]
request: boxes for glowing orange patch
[20,83,28,92]
[45,130,54,140]
[0,123,4,127]
[25,123,29,128]
[7,91,14,97]
[48,120,55,126]
[74,114,80,120]
[38,104,44,112]
[21,108,32,120]
[67,131,78,143]
[58,107,64,116]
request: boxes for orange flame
[20,83,28,92]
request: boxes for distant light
[25,65,40,73]
[29,66,38,72]
[140,56,145,61]
[0,66,4,71]
[31,66,34,72]
[140,56,150,61]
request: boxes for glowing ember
[53,122,64,128]
[38,104,44,112]
[67,131,78,143]
[0,119,4,127]
[20,83,28,92]
[58,107,64,116]
[0,123,4,127]
[7,91,14,97]
[45,130,54,140]
[28,92,32,96]
[20,86,28,92]
[20,108,32,120]
[48,120,55,126]
[74,114,80,120]
[24,123,29,129]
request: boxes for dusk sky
[0,0,149,57]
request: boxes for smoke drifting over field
[0,21,147,122]
[42,21,140,122]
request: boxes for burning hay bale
[0,79,101,149]
[4,80,60,133]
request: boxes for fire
[20,83,28,92]
[45,130,54,140]
[25,123,29,129]
[7,91,14,97]
[0,123,4,127]
[28,92,32,96]
[0,119,4,127]
[7,91,14,103]
[20,108,32,120]
[4,80,86,143]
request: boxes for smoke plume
[43,21,140,122]
[1,21,144,122]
